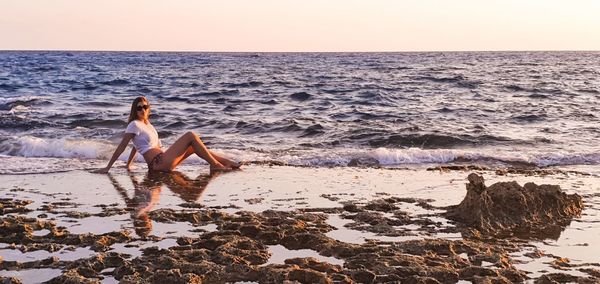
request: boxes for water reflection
[107,171,217,238]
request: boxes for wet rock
[45,269,100,284]
[446,174,583,237]
[288,268,332,284]
[426,267,460,283]
[113,262,136,280]
[91,236,116,252]
[244,198,264,204]
[0,277,23,284]
[350,270,376,284]
[19,242,63,252]
[76,265,99,278]
[534,273,597,284]
[176,236,194,246]
[402,276,442,284]
[0,199,33,215]
[284,257,342,274]
[119,275,145,284]
[499,267,528,282]
[99,252,128,268]
[281,233,334,251]
[0,216,58,245]
[364,199,398,212]
[342,203,362,213]
[211,237,271,265]
[60,211,92,219]
[348,211,385,225]
[459,266,499,279]
[147,269,202,284]
[258,264,298,283]
[471,275,512,284]
[256,230,284,245]
[579,268,600,278]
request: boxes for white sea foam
[2,136,600,174]
[9,136,111,159]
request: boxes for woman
[94,96,239,173]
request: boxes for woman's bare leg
[172,147,194,169]
[172,147,239,169]
[209,151,241,168]
[157,131,226,171]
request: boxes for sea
[1,51,599,174]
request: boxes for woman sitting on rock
[94,96,240,173]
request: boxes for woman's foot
[220,159,245,169]
[209,162,229,172]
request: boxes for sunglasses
[136,105,149,111]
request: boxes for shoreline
[1,165,599,283]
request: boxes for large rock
[446,174,583,238]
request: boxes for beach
[1,164,599,283]
[1,51,600,283]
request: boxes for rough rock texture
[446,174,584,238]
[1,180,597,284]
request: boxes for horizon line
[1,48,599,53]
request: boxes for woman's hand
[91,167,110,174]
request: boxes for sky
[1,0,599,52]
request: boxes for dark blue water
[1,51,599,173]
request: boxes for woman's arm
[93,133,135,173]
[125,147,137,170]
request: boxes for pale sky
[1,0,599,52]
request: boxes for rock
[45,269,101,284]
[579,268,600,278]
[471,275,512,284]
[459,266,499,279]
[342,203,362,213]
[148,269,202,284]
[284,257,342,274]
[280,233,333,251]
[364,199,398,212]
[446,174,583,237]
[176,237,194,246]
[402,276,442,284]
[351,270,376,284]
[113,262,136,280]
[0,277,23,284]
[534,273,582,284]
[499,268,528,282]
[102,253,127,268]
[288,268,332,284]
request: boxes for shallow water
[0,268,63,284]
[1,165,599,281]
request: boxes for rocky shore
[1,167,599,283]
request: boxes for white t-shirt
[125,120,162,154]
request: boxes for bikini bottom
[148,152,164,171]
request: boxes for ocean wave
[366,133,512,148]
[68,119,127,128]
[0,136,113,159]
[0,115,57,130]
[290,92,312,101]
[0,96,50,111]
[224,81,263,88]
[1,136,600,173]
[100,79,130,86]
[0,83,22,91]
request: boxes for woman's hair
[127,96,149,123]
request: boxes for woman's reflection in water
[107,171,217,238]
